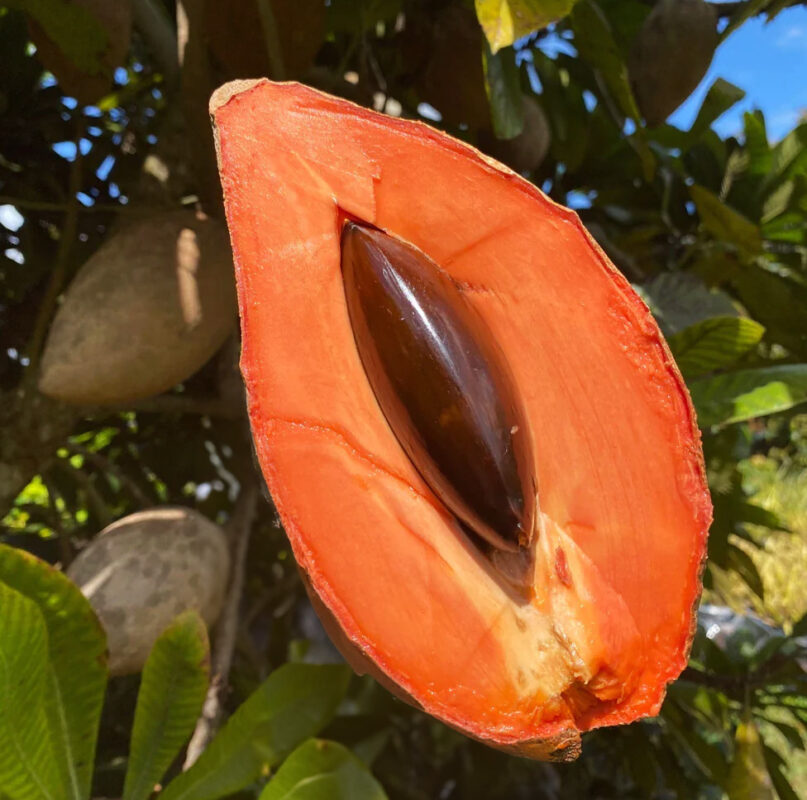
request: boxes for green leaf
[667,316,764,379]
[0,545,108,800]
[160,664,351,800]
[689,184,763,253]
[689,365,807,428]
[570,0,640,122]
[726,717,776,800]
[259,739,388,800]
[721,0,771,38]
[0,580,61,800]
[482,44,524,139]
[689,79,746,139]
[4,0,108,75]
[727,544,764,599]
[638,272,738,335]
[123,612,210,800]
[475,0,581,52]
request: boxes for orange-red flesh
[211,79,711,760]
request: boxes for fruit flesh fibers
[211,80,711,759]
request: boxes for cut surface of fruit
[211,79,711,760]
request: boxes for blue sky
[669,5,807,141]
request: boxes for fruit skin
[479,95,551,174]
[404,2,491,128]
[629,0,718,127]
[205,0,325,80]
[66,507,230,675]
[38,210,236,405]
[210,80,711,760]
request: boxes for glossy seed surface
[341,222,536,551]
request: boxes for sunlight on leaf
[475,0,580,52]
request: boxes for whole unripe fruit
[38,210,236,405]
[407,3,491,128]
[479,96,551,174]
[629,0,718,126]
[67,507,230,675]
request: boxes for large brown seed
[341,222,536,551]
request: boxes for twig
[256,0,287,81]
[177,0,222,214]
[127,393,244,419]
[67,443,152,507]
[22,129,83,385]
[183,483,259,768]
[132,0,180,91]
[53,460,113,529]
[41,472,74,568]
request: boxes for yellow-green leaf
[726,717,776,800]
[689,184,763,253]
[475,0,581,53]
[667,316,764,379]
[689,364,807,428]
[123,612,210,800]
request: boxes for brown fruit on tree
[205,0,325,80]
[38,210,236,405]
[66,507,230,675]
[479,95,551,174]
[629,0,718,127]
[407,2,491,128]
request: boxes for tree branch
[22,131,83,385]
[256,0,287,81]
[67,442,152,508]
[126,393,244,419]
[183,483,259,768]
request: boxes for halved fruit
[210,79,711,761]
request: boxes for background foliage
[2,0,807,798]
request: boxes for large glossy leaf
[638,272,738,336]
[570,0,640,122]
[689,79,746,140]
[123,612,210,800]
[259,739,388,800]
[3,0,108,74]
[689,184,763,254]
[482,44,524,139]
[160,664,350,800]
[689,365,807,428]
[726,717,776,800]
[667,316,764,379]
[475,0,580,52]
[0,580,61,800]
[730,266,807,358]
[0,545,108,800]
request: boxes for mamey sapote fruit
[39,210,236,405]
[205,0,325,80]
[403,2,491,128]
[629,0,718,127]
[210,79,711,760]
[479,95,551,174]
[67,507,229,675]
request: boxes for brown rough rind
[629,0,718,127]
[67,506,230,675]
[38,210,236,405]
